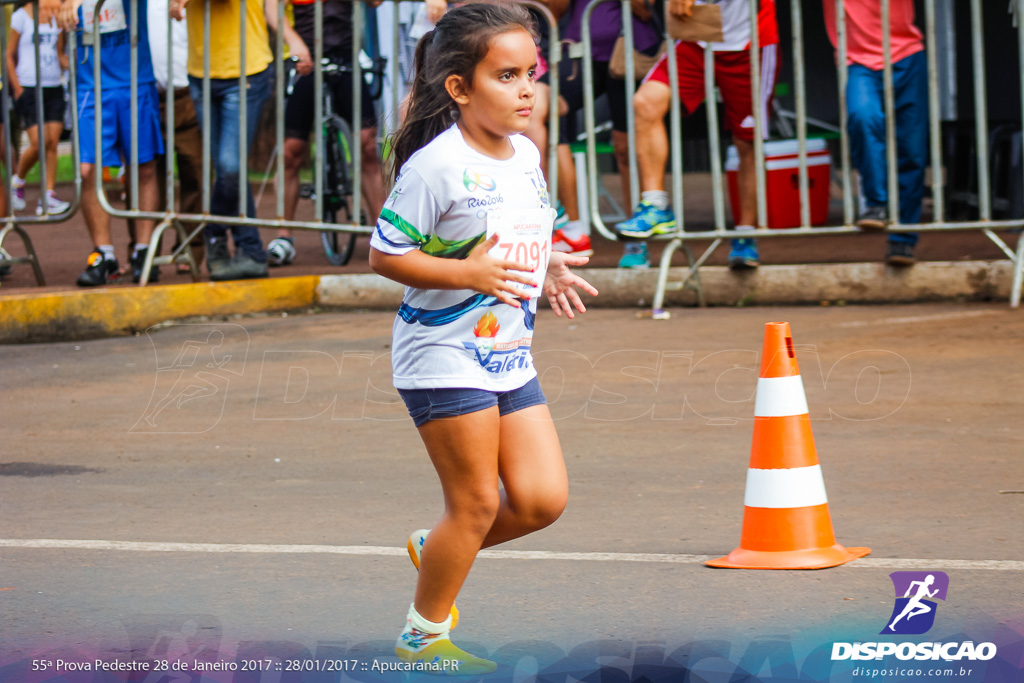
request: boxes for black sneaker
[207,236,231,280]
[210,251,268,281]
[76,250,120,287]
[885,241,916,267]
[131,247,160,284]
[856,205,888,231]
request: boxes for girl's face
[449,28,537,148]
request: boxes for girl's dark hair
[390,2,537,179]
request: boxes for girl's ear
[445,74,470,105]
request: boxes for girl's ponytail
[390,30,456,180]
[389,2,537,181]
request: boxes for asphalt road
[1,304,1022,682]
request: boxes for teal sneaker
[616,201,675,239]
[555,202,569,231]
[728,238,760,270]
[618,241,650,269]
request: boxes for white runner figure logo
[888,574,939,631]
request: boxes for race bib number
[486,207,555,299]
[82,0,127,34]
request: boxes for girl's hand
[462,232,537,308]
[544,251,598,318]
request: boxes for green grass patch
[19,154,77,184]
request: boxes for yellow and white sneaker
[408,529,459,629]
[395,604,496,676]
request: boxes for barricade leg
[1012,232,1024,308]
[0,223,47,286]
[651,238,706,316]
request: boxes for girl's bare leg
[414,403,567,621]
[413,407,502,623]
[484,403,567,548]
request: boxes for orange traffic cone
[706,322,870,570]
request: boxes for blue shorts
[398,376,547,428]
[77,82,164,166]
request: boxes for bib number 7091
[497,239,549,277]
[486,207,556,299]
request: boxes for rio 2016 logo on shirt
[463,168,497,193]
[881,571,949,635]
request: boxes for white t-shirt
[370,124,553,391]
[11,9,63,88]
[696,0,778,52]
[147,0,190,91]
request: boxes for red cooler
[725,139,831,228]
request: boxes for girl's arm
[543,251,598,318]
[6,29,22,100]
[369,233,538,308]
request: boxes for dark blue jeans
[189,67,272,261]
[848,51,927,245]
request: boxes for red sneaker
[552,229,594,257]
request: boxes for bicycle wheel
[321,116,358,266]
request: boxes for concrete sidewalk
[1,174,1021,343]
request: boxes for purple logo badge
[880,571,949,635]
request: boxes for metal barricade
[89,0,383,284]
[77,0,561,286]
[577,0,1024,312]
[0,0,82,286]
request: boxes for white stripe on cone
[744,464,829,508]
[753,375,810,417]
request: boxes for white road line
[838,310,1000,328]
[1,539,1021,570]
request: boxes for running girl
[6,1,70,215]
[369,2,597,674]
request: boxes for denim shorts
[398,376,547,427]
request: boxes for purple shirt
[563,0,661,61]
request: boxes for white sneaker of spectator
[11,177,26,212]
[36,191,70,215]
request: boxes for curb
[0,260,1014,343]
[316,260,1015,308]
[0,276,318,344]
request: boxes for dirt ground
[1,304,1022,682]
[0,174,1018,293]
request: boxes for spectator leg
[360,127,386,222]
[632,80,672,197]
[734,137,757,227]
[80,162,113,247]
[893,51,928,243]
[846,64,887,208]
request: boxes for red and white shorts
[645,41,780,142]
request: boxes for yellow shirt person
[181,0,273,78]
